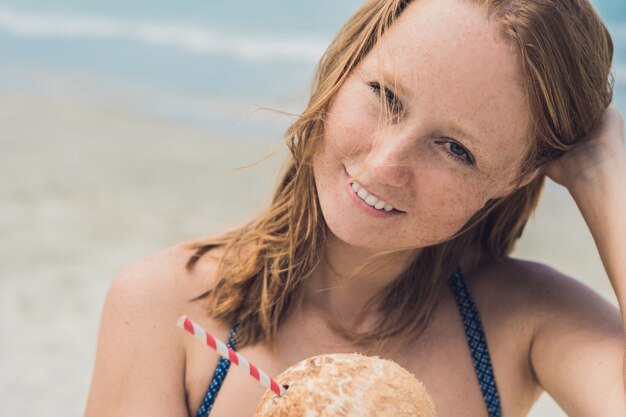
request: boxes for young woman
[85,0,626,416]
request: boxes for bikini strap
[195,323,240,417]
[449,268,502,417]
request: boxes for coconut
[254,353,436,417]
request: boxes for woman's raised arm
[531,105,626,415]
[545,105,626,302]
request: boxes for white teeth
[350,181,396,212]
[365,195,378,206]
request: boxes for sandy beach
[0,92,617,417]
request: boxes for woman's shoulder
[110,242,222,306]
[465,257,571,301]
[468,260,624,415]
[104,241,233,362]
[85,242,228,417]
[468,256,607,299]
[465,256,619,328]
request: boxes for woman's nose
[371,163,411,187]
[365,138,413,188]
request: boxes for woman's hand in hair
[544,104,625,190]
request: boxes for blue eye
[442,141,474,165]
[369,82,403,116]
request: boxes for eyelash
[368,82,403,115]
[368,81,474,166]
[438,140,474,165]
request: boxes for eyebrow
[358,64,411,100]
[447,122,484,151]
[377,68,412,101]
[376,70,483,143]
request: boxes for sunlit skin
[309,0,533,312]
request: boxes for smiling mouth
[343,165,406,215]
[350,181,395,211]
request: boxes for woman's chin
[325,225,422,253]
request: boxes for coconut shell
[254,353,436,417]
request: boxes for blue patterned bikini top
[195,267,502,417]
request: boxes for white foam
[0,5,328,63]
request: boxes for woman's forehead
[359,0,531,175]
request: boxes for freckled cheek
[325,103,378,156]
[412,176,488,237]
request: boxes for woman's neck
[301,234,491,329]
[302,235,421,329]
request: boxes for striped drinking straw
[177,315,287,397]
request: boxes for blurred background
[0,0,624,416]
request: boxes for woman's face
[313,0,531,250]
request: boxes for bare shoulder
[469,259,625,415]
[110,243,222,306]
[85,243,227,417]
[463,258,624,414]
[100,243,226,344]
[467,257,620,326]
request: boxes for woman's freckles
[313,0,530,251]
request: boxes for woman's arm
[84,248,198,417]
[531,105,626,415]
[549,105,626,311]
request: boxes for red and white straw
[177,315,286,397]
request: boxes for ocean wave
[0,5,329,63]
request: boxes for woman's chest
[187,288,539,417]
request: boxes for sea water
[0,0,623,134]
